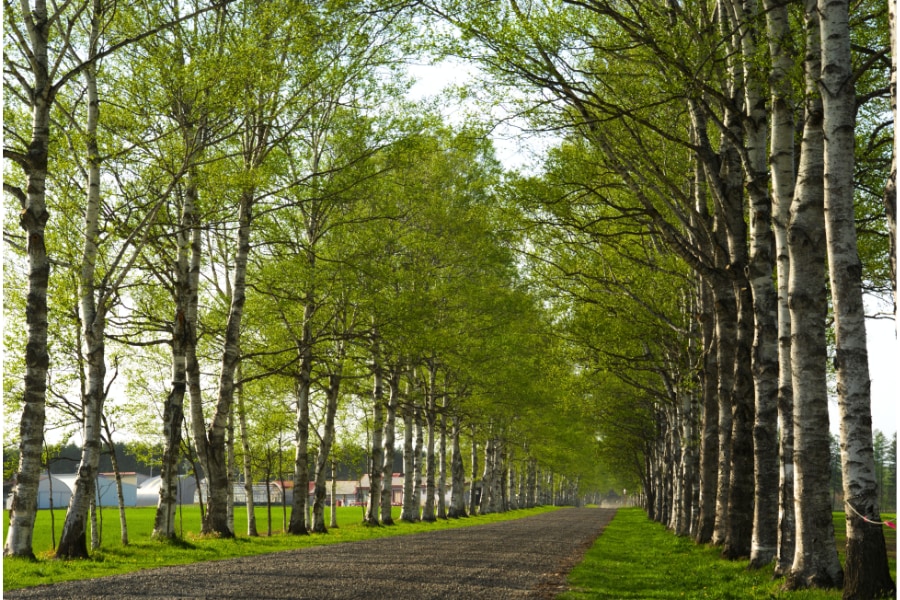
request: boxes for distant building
[357,474,405,506]
[135,475,198,507]
[5,472,143,510]
[357,474,468,507]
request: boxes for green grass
[559,508,897,600]
[3,504,558,591]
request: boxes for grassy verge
[560,508,897,600]
[3,504,557,591]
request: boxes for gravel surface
[6,508,616,600]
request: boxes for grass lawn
[3,504,557,591]
[560,508,897,600]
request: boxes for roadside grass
[560,508,897,600]
[3,504,557,591]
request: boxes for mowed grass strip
[560,508,897,600]
[4,505,558,591]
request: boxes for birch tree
[2,0,230,557]
[819,0,895,595]
[782,0,843,588]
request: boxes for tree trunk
[288,306,313,535]
[765,0,797,576]
[422,365,437,522]
[90,493,100,550]
[784,6,843,587]
[448,415,467,518]
[380,368,399,525]
[413,406,424,516]
[710,276,736,546]
[724,280,756,560]
[739,0,779,567]
[884,0,897,317]
[102,418,128,546]
[329,458,338,529]
[819,1,895,595]
[480,437,493,514]
[4,0,53,560]
[468,432,479,515]
[57,60,108,560]
[694,265,719,541]
[364,344,384,526]
[236,365,257,537]
[202,186,252,538]
[525,457,536,508]
[716,42,756,557]
[312,369,342,533]
[226,409,235,535]
[401,402,418,522]
[438,399,447,519]
[677,384,695,537]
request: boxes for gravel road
[6,508,616,600]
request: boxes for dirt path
[6,508,616,599]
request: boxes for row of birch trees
[4,0,896,597]
[3,0,601,561]
[424,0,895,597]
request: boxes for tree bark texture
[288,306,314,535]
[4,0,53,560]
[695,281,719,544]
[765,0,798,576]
[422,365,437,522]
[380,369,399,525]
[365,350,385,526]
[202,188,252,538]
[236,367,257,537]
[738,0,779,567]
[448,416,467,518]
[401,402,418,522]
[784,7,843,587]
[57,60,109,560]
[819,1,895,595]
[312,369,342,533]
[710,277,736,547]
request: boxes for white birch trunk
[480,437,494,514]
[401,402,417,522]
[885,0,897,316]
[422,364,437,522]
[5,0,53,559]
[694,244,719,543]
[784,4,843,587]
[364,344,384,526]
[202,187,252,538]
[820,1,895,595]
[288,305,313,535]
[57,57,108,560]
[413,406,424,514]
[312,366,342,533]
[236,365,257,536]
[380,368,399,524]
[765,0,797,576]
[102,418,128,546]
[438,397,447,519]
[468,432,479,515]
[153,152,196,539]
[734,0,779,568]
[448,415,467,518]
[710,279,735,546]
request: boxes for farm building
[5,472,144,510]
[135,475,198,507]
[194,479,288,505]
[357,474,405,506]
